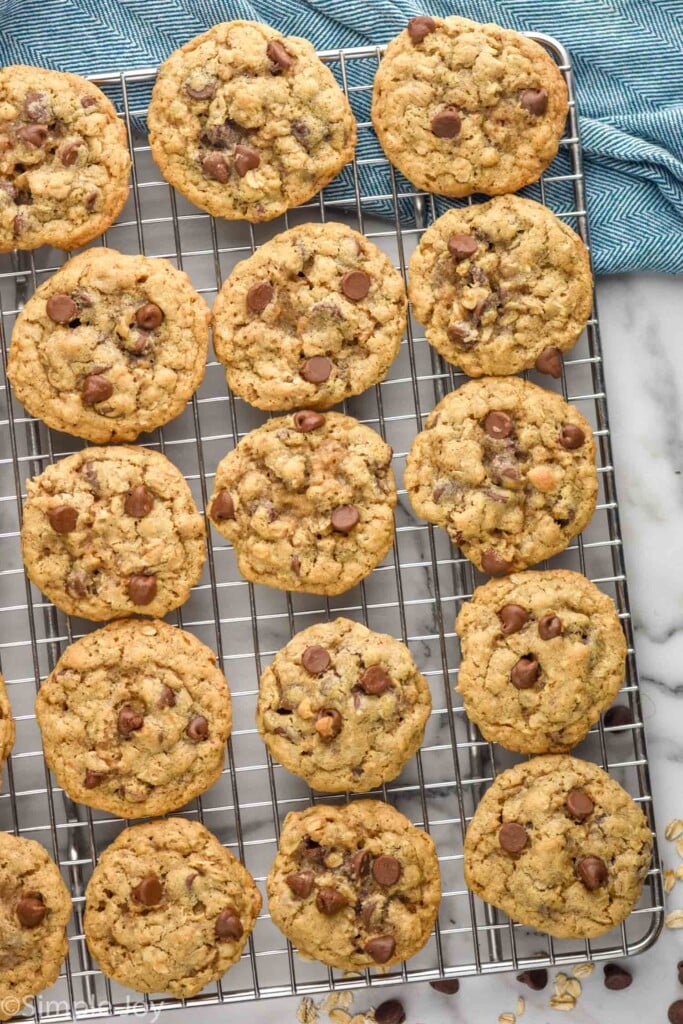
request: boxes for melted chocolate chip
[82,373,113,406]
[483,410,513,439]
[215,909,243,939]
[301,356,332,383]
[185,80,216,100]
[372,855,402,887]
[315,708,342,742]
[84,769,105,789]
[186,715,209,742]
[481,549,512,575]
[577,855,608,890]
[118,705,144,736]
[499,822,528,853]
[558,424,586,449]
[537,614,561,640]
[135,303,164,330]
[510,654,540,689]
[124,485,154,518]
[60,140,83,166]
[201,152,229,182]
[17,124,48,147]
[16,895,46,928]
[212,490,235,521]
[127,574,157,605]
[267,39,293,71]
[347,849,371,879]
[133,875,163,906]
[407,15,436,43]
[234,144,260,177]
[47,505,77,534]
[498,604,528,635]
[331,505,359,533]
[316,886,347,914]
[448,234,478,260]
[158,685,176,709]
[293,410,325,432]
[46,293,79,323]
[566,788,595,821]
[301,645,331,674]
[431,106,461,138]
[24,91,49,121]
[286,871,314,898]
[520,88,549,115]
[341,270,371,301]
[535,345,563,378]
[246,281,274,312]
[365,935,396,963]
[357,665,393,695]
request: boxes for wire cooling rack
[0,33,664,1023]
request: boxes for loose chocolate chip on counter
[133,875,163,906]
[186,715,209,742]
[558,423,585,450]
[372,855,402,887]
[215,908,243,939]
[577,855,608,890]
[293,410,325,432]
[118,705,144,737]
[448,233,478,260]
[267,39,294,71]
[315,708,343,742]
[212,490,235,521]
[185,80,216,100]
[499,822,528,854]
[316,886,347,915]
[331,504,359,533]
[84,769,105,789]
[302,645,331,674]
[46,293,79,324]
[59,140,84,166]
[286,871,314,898]
[16,894,47,928]
[17,124,48,147]
[124,485,154,518]
[301,355,333,383]
[201,152,229,183]
[358,665,393,695]
[407,15,436,43]
[430,979,460,994]
[431,106,461,138]
[510,655,540,690]
[246,281,274,312]
[678,959,683,985]
[47,505,78,534]
[127,574,158,605]
[603,963,632,990]
[516,968,548,990]
[234,144,260,177]
[498,604,529,635]
[669,1002,683,1024]
[365,935,396,964]
[82,373,113,406]
[347,849,371,879]
[481,549,513,575]
[135,302,164,330]
[158,685,176,709]
[603,704,634,731]
[483,410,513,439]
[341,270,371,301]
[566,788,595,821]
[539,614,562,639]
[535,345,563,378]
[520,88,549,115]
[375,999,406,1024]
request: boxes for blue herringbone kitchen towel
[1,0,682,275]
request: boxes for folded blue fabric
[1,0,681,274]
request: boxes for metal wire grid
[0,33,663,1022]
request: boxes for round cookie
[404,377,597,574]
[21,446,206,621]
[372,16,568,197]
[408,196,593,377]
[36,619,231,818]
[148,20,356,223]
[209,410,396,595]
[7,248,211,443]
[0,672,15,790]
[266,800,440,970]
[455,571,627,753]
[257,617,431,792]
[463,755,653,938]
[84,818,261,997]
[0,832,71,1022]
[212,222,406,411]
[0,65,130,252]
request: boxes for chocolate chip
[577,855,608,890]
[481,549,512,575]
[24,91,49,121]
[302,645,331,674]
[267,39,293,71]
[234,144,260,177]
[293,410,325,432]
[535,345,563,378]
[365,935,396,963]
[16,895,46,928]
[520,88,549,115]
[200,123,240,148]
[498,604,528,635]
[81,95,98,109]
[448,234,478,260]
[341,270,371,301]
[669,1001,683,1024]
[186,715,209,742]
[510,655,540,689]
[447,323,468,344]
[566,788,594,821]
[603,963,632,990]
[84,769,105,788]
[201,152,229,182]
[407,15,436,43]
[347,849,370,879]
[47,505,77,534]
[430,979,460,994]
[431,106,461,138]
[215,908,243,939]
[539,614,562,639]
[372,855,402,887]
[82,373,113,406]
[133,875,163,906]
[135,302,164,330]
[12,212,26,237]
[185,873,197,890]
[46,293,79,323]
[558,424,586,449]
[604,704,634,731]
[678,959,683,985]
[286,871,314,898]
[127,574,157,605]
[517,968,548,991]
[158,685,176,709]
[315,708,342,742]
[301,356,332,383]
[185,80,216,100]
[246,281,274,312]
[118,705,144,737]
[17,124,48,147]
[499,822,528,853]
[331,504,359,533]
[59,140,83,166]
[124,485,154,518]
[483,410,513,439]
[358,666,393,695]
[212,490,235,521]
[291,553,301,575]
[375,1000,405,1024]
[315,887,347,914]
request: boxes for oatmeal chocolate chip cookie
[0,672,15,791]
[7,248,211,443]
[463,755,653,938]
[36,619,231,817]
[372,16,567,197]
[257,617,431,792]
[455,570,627,753]
[267,800,440,970]
[212,222,406,411]
[84,818,261,997]
[21,446,206,621]
[0,832,71,1022]
[209,411,396,595]
[148,21,356,223]
[0,65,130,252]
[404,377,597,574]
[408,196,593,377]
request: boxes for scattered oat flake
[572,963,594,978]
[329,1011,351,1024]
[517,995,525,1016]
[665,909,683,928]
[298,997,319,1024]
[565,978,582,1000]
[665,869,677,893]
[676,838,683,858]
[550,994,576,1012]
[498,1014,516,1024]
[676,864,683,879]
[553,972,569,995]
[665,819,683,841]
[323,992,353,1014]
